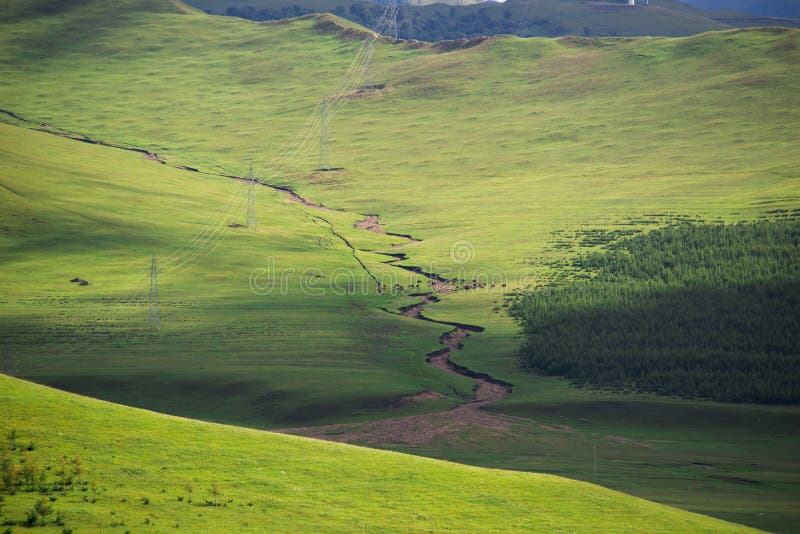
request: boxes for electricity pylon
[363,35,376,88]
[318,98,331,171]
[383,0,398,39]
[391,2,398,39]
[246,163,257,230]
[148,253,160,330]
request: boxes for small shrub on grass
[25,497,54,526]
[57,455,72,485]
[0,453,18,490]
[205,482,223,507]
[1,460,20,492]
[71,456,84,480]
[21,452,40,486]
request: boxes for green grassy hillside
[0,122,472,429]
[1,1,799,531]
[2,124,796,532]
[2,4,797,277]
[0,374,759,532]
[191,0,749,40]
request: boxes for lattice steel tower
[363,35,376,88]
[246,163,257,230]
[391,1,398,39]
[148,253,160,330]
[318,98,331,171]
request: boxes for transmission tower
[318,98,331,171]
[363,35,375,88]
[390,0,398,39]
[148,253,160,330]
[246,163,257,230]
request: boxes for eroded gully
[4,111,514,445]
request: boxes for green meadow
[0,123,472,429]
[2,3,797,275]
[1,0,799,531]
[0,375,759,533]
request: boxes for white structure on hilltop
[628,0,635,5]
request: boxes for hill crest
[0,374,758,532]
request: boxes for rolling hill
[0,121,464,429]
[189,0,800,41]
[0,374,759,532]
[1,0,799,531]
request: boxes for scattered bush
[206,481,223,507]
[25,497,54,526]
[71,456,84,480]
[21,451,40,486]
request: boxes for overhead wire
[31,4,403,358]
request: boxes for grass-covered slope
[201,0,800,41]
[0,123,471,429]
[1,2,799,529]
[192,0,745,40]
[0,374,759,532]
[1,4,797,277]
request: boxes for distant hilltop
[187,0,800,41]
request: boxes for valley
[1,0,799,531]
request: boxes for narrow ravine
[234,163,517,432]
[313,215,382,288]
[428,328,510,407]
[204,153,518,443]
[279,287,514,445]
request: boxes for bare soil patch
[282,408,518,447]
[143,152,165,164]
[354,215,384,233]
[393,390,447,407]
